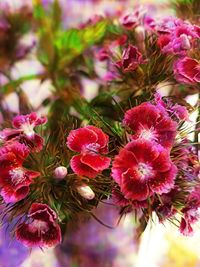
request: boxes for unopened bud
[180,34,191,50]
[135,26,145,42]
[54,166,68,179]
[77,185,95,200]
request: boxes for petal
[125,140,160,162]
[1,185,30,203]
[80,154,111,172]
[16,223,41,247]
[123,102,160,131]
[152,149,172,172]
[29,203,57,223]
[111,148,138,184]
[121,168,149,201]
[70,155,99,178]
[41,223,61,247]
[12,113,38,128]
[16,221,61,248]
[85,126,109,151]
[67,128,98,153]
[149,164,177,194]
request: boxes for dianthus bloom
[173,57,200,84]
[0,142,40,203]
[115,45,146,73]
[67,126,111,178]
[112,140,177,201]
[123,102,177,148]
[16,203,61,247]
[180,188,200,236]
[0,112,47,151]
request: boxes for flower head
[0,112,47,152]
[112,140,177,201]
[123,102,177,149]
[16,203,61,247]
[173,57,200,84]
[0,141,40,203]
[115,45,146,73]
[67,126,111,178]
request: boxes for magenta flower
[180,189,200,235]
[112,140,177,201]
[116,45,146,73]
[119,7,146,30]
[0,142,40,203]
[123,102,177,149]
[0,112,47,152]
[16,203,61,247]
[67,126,111,178]
[173,57,200,84]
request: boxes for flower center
[9,168,25,185]
[137,163,153,180]
[29,220,49,235]
[139,127,157,141]
[21,123,35,137]
[84,143,101,154]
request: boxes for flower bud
[77,185,95,200]
[135,26,145,43]
[180,34,190,50]
[54,166,68,179]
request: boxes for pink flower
[173,57,200,84]
[67,126,111,178]
[180,189,200,235]
[119,7,146,30]
[0,112,47,151]
[116,45,146,73]
[0,142,40,203]
[112,140,177,201]
[16,203,61,247]
[123,102,177,148]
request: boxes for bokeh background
[0,0,199,267]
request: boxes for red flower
[116,45,146,73]
[112,140,177,201]
[0,112,47,152]
[0,142,40,203]
[67,126,111,178]
[16,203,61,247]
[12,112,47,151]
[173,57,200,84]
[123,102,177,148]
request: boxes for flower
[0,141,40,203]
[123,102,177,148]
[112,140,177,201]
[180,188,200,235]
[16,203,61,247]
[173,57,200,84]
[115,45,146,73]
[67,126,111,178]
[0,112,47,152]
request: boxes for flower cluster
[0,113,61,248]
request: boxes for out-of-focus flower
[16,203,61,247]
[0,112,47,151]
[115,45,146,73]
[67,126,111,178]
[123,102,177,148]
[0,142,40,203]
[180,188,200,235]
[112,140,177,201]
[119,7,146,30]
[173,57,200,84]
[156,17,198,54]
